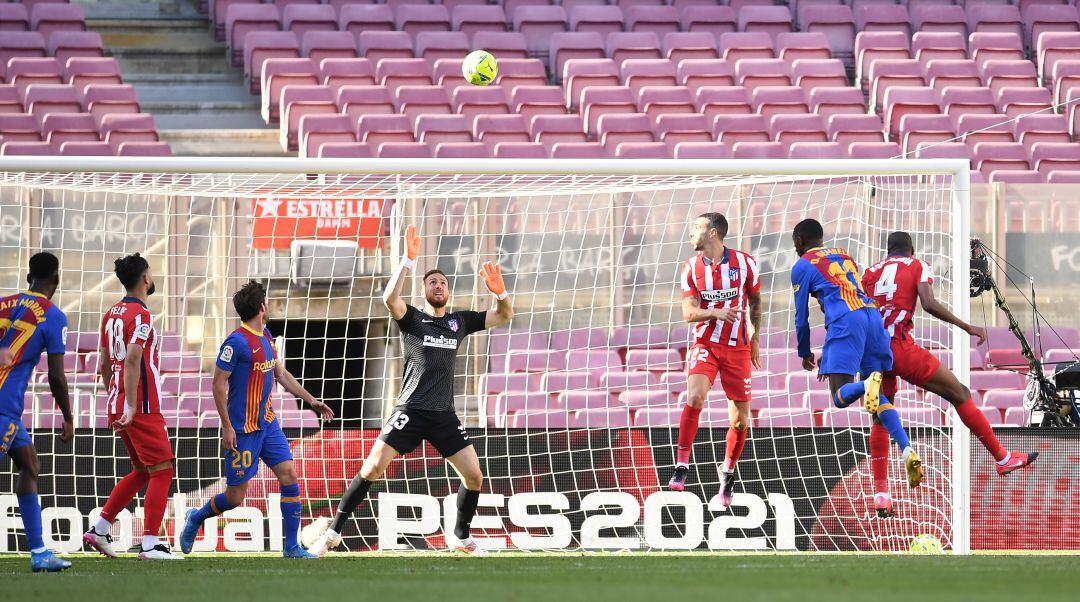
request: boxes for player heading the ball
[790,219,924,488]
[180,280,335,558]
[669,213,762,508]
[0,252,74,572]
[308,224,514,556]
[85,253,181,560]
[862,231,1036,517]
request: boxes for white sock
[722,459,734,473]
[874,492,891,502]
[93,517,112,536]
[902,446,914,461]
[30,546,47,554]
[996,452,1012,466]
[142,535,159,551]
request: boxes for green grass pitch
[4,553,1080,602]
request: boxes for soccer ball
[908,534,944,554]
[301,516,331,549]
[462,50,498,86]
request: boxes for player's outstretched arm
[212,366,237,452]
[383,224,420,321]
[917,282,987,344]
[113,342,143,431]
[479,261,513,329]
[274,362,335,421]
[45,354,74,442]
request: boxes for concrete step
[80,1,205,20]
[160,129,288,157]
[88,17,230,75]
[129,73,254,104]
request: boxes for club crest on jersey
[728,268,741,282]
[448,318,459,333]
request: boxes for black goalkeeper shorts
[378,408,472,458]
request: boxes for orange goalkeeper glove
[479,261,507,299]
[405,225,420,261]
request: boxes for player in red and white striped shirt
[862,232,1036,517]
[83,253,181,560]
[670,213,762,506]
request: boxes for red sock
[869,422,890,494]
[676,404,702,465]
[143,467,174,537]
[723,426,748,472]
[955,398,1007,461]
[100,470,150,523]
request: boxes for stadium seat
[855,32,910,89]
[620,59,677,94]
[1031,143,1080,175]
[99,114,158,147]
[798,5,856,63]
[770,113,827,145]
[298,114,356,158]
[970,32,1025,70]
[226,3,281,67]
[828,113,886,147]
[854,4,912,38]
[637,86,693,120]
[279,84,335,150]
[30,2,87,38]
[674,141,732,158]
[720,32,774,63]
[809,87,867,118]
[680,6,737,37]
[42,113,98,146]
[532,114,587,149]
[791,59,849,90]
[550,32,606,81]
[302,31,358,64]
[678,59,736,92]
[415,113,472,146]
[494,141,548,157]
[471,31,530,60]
[512,86,567,123]
[282,4,336,39]
[474,114,530,150]
[514,6,569,56]
[1025,5,1080,50]
[394,85,452,118]
[0,4,30,32]
[655,113,712,149]
[357,31,414,64]
[320,58,375,89]
[567,5,621,37]
[776,32,832,64]
[260,58,316,123]
[337,85,394,122]
[243,31,299,91]
[662,32,719,63]
[739,6,794,41]
[911,31,967,64]
[973,142,1030,175]
[395,3,451,36]
[338,5,394,35]
[903,114,955,155]
[925,59,982,91]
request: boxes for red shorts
[686,342,752,402]
[882,337,941,399]
[111,412,175,467]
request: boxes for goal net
[0,158,969,554]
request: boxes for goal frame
[0,157,972,553]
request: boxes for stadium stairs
[85,0,287,156]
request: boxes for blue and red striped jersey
[0,292,67,418]
[216,324,278,433]
[791,246,877,359]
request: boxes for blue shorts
[819,308,894,377]
[225,419,293,486]
[0,415,32,456]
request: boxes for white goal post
[0,158,970,554]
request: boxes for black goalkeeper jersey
[394,304,487,412]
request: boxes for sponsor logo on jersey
[253,358,277,373]
[700,288,739,302]
[423,334,458,349]
[448,318,459,332]
[220,345,234,363]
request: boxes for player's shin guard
[676,404,702,466]
[143,467,173,541]
[330,474,372,533]
[454,485,481,541]
[875,401,911,451]
[954,398,1007,461]
[834,382,866,408]
[723,426,748,473]
[869,421,890,494]
[280,483,302,549]
[17,494,45,552]
[193,493,234,524]
[100,470,151,527]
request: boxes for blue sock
[280,483,302,549]
[17,494,45,552]
[834,382,866,408]
[877,399,912,451]
[193,493,233,524]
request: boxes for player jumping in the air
[0,252,74,572]
[83,253,181,560]
[180,281,335,557]
[861,231,1037,516]
[669,213,762,506]
[790,219,924,488]
[308,225,513,556]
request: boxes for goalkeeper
[308,225,514,556]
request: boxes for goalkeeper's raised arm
[382,224,421,320]
[479,260,513,329]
